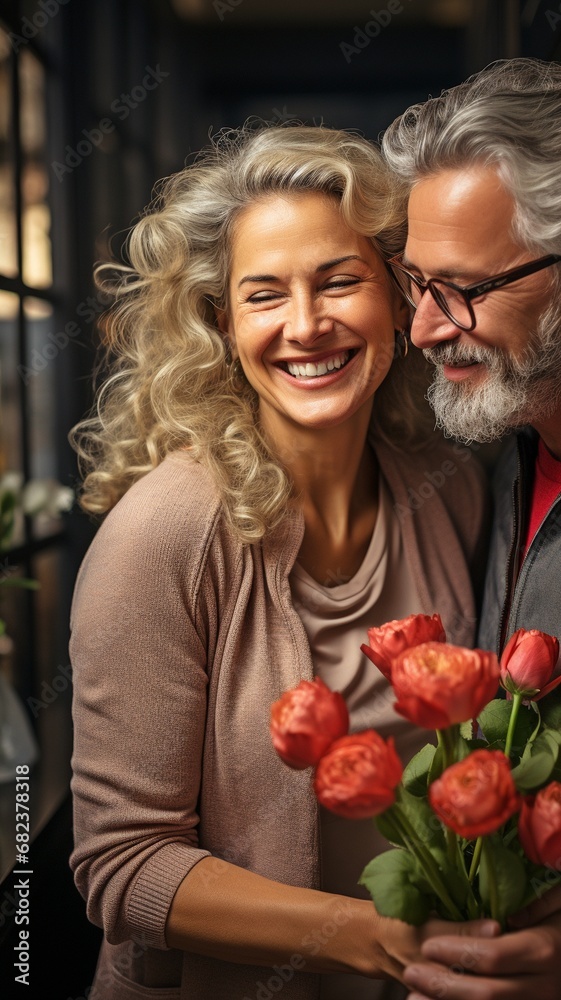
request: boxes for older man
[382,58,561,1000]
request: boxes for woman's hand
[165,856,500,981]
[373,914,500,984]
[402,909,561,999]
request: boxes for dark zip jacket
[478,428,561,656]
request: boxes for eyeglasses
[387,252,561,332]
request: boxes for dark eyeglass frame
[387,252,561,332]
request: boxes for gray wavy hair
[382,57,561,255]
[71,123,431,544]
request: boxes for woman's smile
[273,347,359,385]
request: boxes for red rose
[313,730,403,819]
[500,628,560,700]
[429,749,521,839]
[518,782,561,868]
[360,613,446,681]
[391,641,500,730]
[270,677,349,770]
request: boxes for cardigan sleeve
[69,464,217,950]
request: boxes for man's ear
[215,307,237,359]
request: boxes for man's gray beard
[424,319,561,444]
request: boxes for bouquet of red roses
[270,615,561,927]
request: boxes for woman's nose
[284,293,333,342]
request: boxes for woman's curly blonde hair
[70,123,431,544]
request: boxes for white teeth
[287,351,351,379]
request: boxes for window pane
[24,298,71,540]
[20,49,52,288]
[0,291,22,489]
[25,296,56,461]
[0,27,18,278]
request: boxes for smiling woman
[67,125,489,1000]
[70,126,427,543]
[219,192,397,405]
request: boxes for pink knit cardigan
[69,436,488,999]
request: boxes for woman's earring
[228,354,245,385]
[395,328,409,359]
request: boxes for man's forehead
[405,164,521,271]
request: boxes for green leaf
[538,692,561,732]
[455,734,472,761]
[397,787,447,855]
[359,849,433,925]
[479,841,527,922]
[0,491,16,516]
[512,751,556,790]
[511,729,559,792]
[375,810,406,849]
[428,743,446,785]
[402,744,437,797]
[0,577,40,591]
[375,789,447,859]
[465,738,489,751]
[460,719,477,740]
[478,699,536,756]
[542,727,561,749]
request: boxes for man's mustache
[423,342,499,368]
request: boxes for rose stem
[437,726,460,866]
[468,836,483,883]
[438,725,459,770]
[482,837,501,924]
[456,837,480,919]
[504,692,523,760]
[387,804,464,921]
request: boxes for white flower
[50,485,74,514]
[0,472,24,498]
[21,480,50,516]
[21,479,74,517]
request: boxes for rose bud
[360,613,446,681]
[270,677,349,770]
[518,782,561,869]
[391,641,500,730]
[314,730,403,819]
[500,628,560,700]
[429,749,521,839]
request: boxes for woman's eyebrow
[238,255,366,288]
[316,254,366,272]
[238,273,277,288]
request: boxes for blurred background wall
[0,0,559,992]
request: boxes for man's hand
[403,910,561,1000]
[508,881,561,930]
